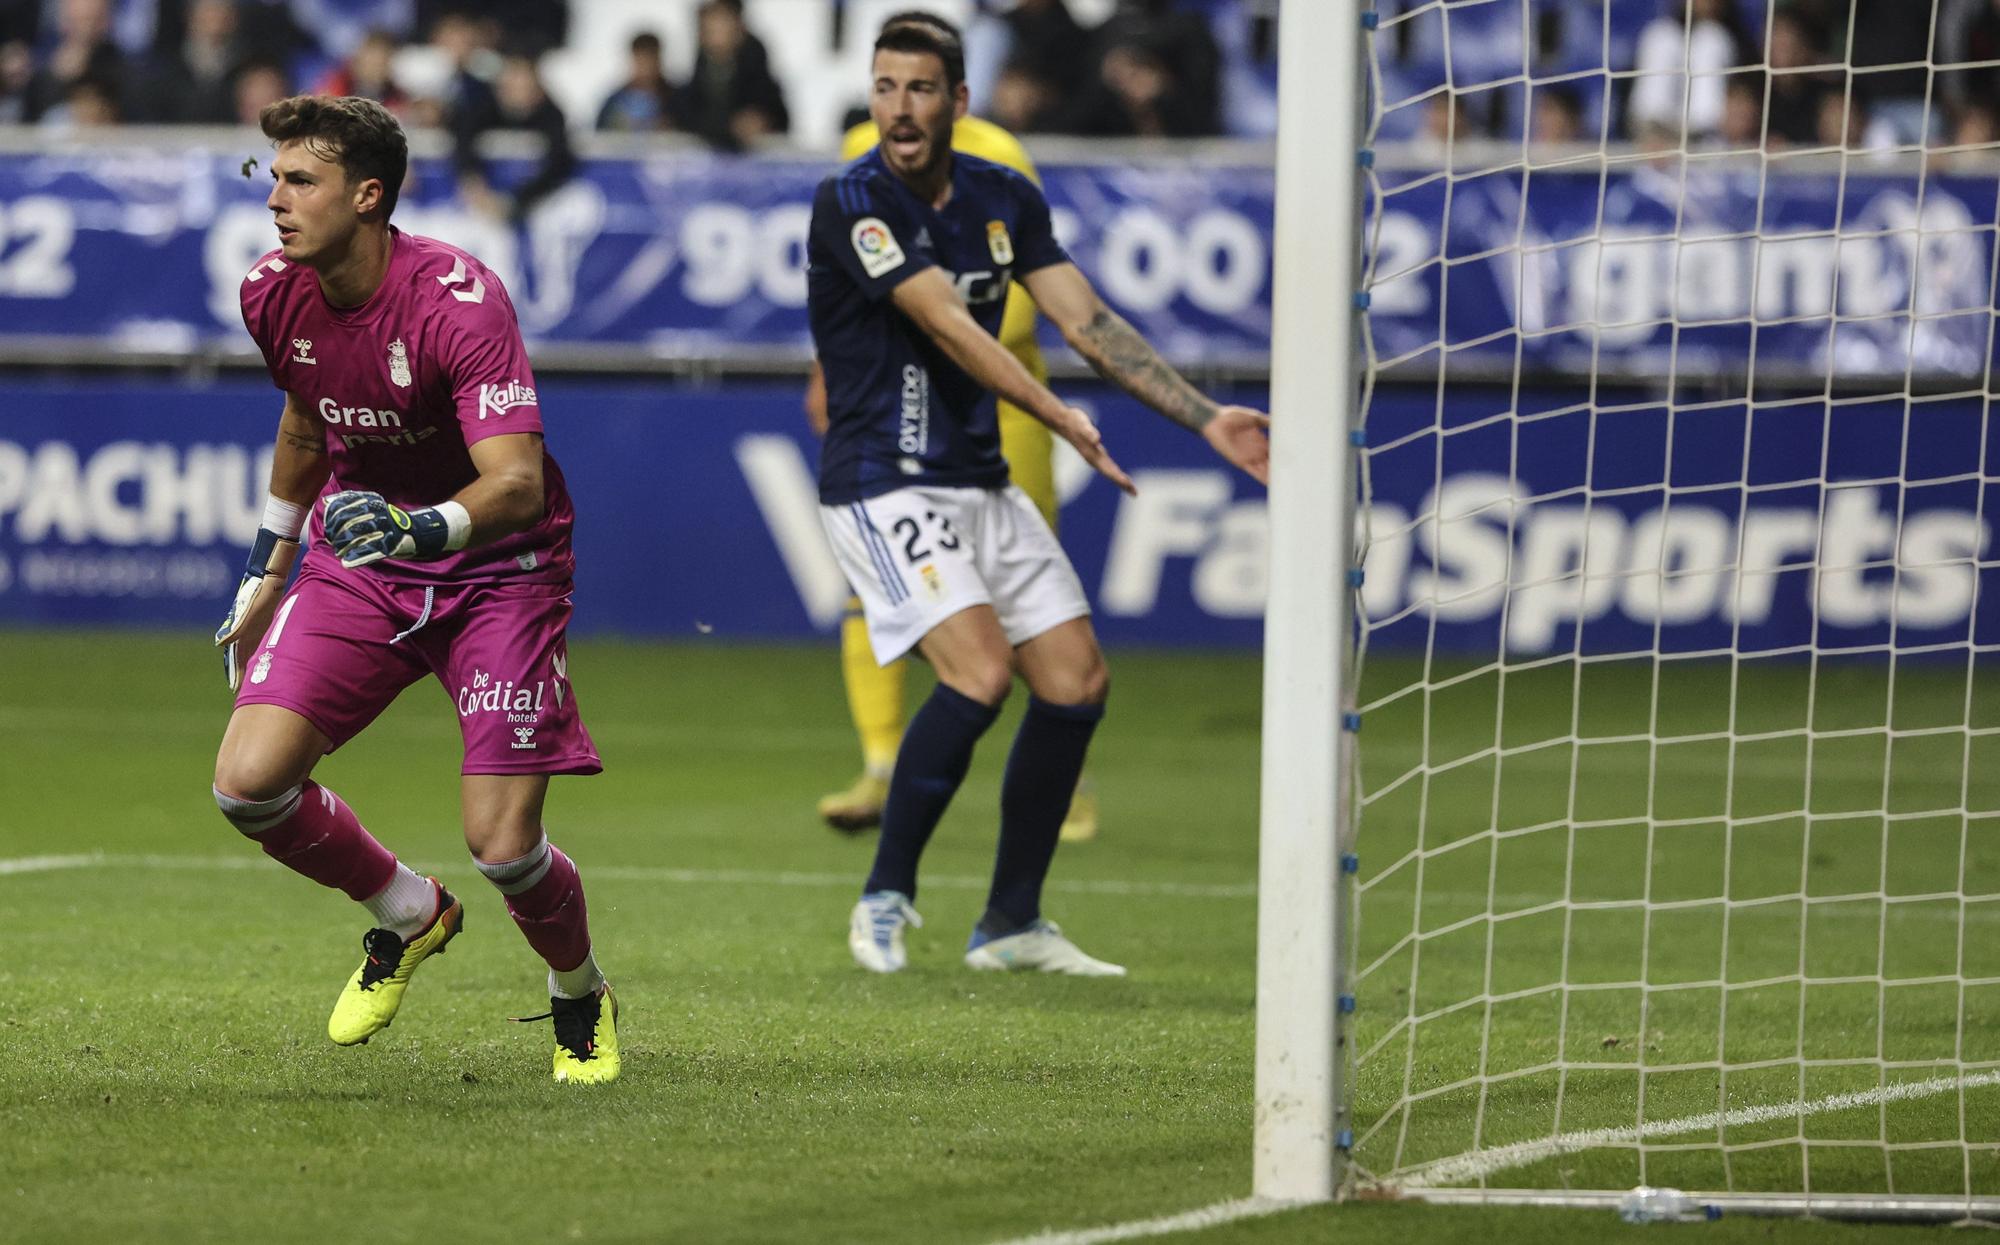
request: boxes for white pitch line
[1401,1069,2000,1189]
[988,1197,1301,1245]
[0,852,1256,901]
[0,853,102,876]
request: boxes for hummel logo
[292,338,316,365]
[512,726,537,750]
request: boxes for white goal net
[1322,0,2000,1217]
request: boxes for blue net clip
[1341,853,1360,874]
[1349,429,1367,447]
[1337,1129,1355,1150]
[1357,148,1375,169]
[1361,11,1380,30]
[1346,568,1365,588]
[1338,994,1357,1014]
[1352,291,1372,311]
[1342,712,1362,733]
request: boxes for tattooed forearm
[1072,308,1218,433]
[279,427,326,454]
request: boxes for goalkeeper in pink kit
[210,95,618,1083]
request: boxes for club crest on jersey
[388,338,411,388]
[986,221,1013,266]
[851,217,905,279]
[291,338,316,365]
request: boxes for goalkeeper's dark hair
[259,94,408,220]
[874,12,964,91]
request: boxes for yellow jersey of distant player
[840,115,1045,361]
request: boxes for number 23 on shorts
[890,510,960,565]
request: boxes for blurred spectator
[1060,30,1213,137]
[416,0,565,58]
[1077,0,1221,136]
[1954,99,2000,148]
[1418,91,1473,159]
[988,57,1055,134]
[1715,70,1764,149]
[595,30,679,133]
[313,27,411,115]
[680,0,787,151]
[230,54,287,123]
[1763,7,1832,146]
[1816,85,1896,153]
[46,72,116,125]
[993,0,1091,105]
[455,49,574,225]
[426,10,497,135]
[284,0,414,64]
[25,0,128,123]
[0,40,33,122]
[143,0,249,124]
[152,0,314,80]
[1848,0,1935,143]
[1630,0,1744,141]
[1531,82,1585,144]
[1940,0,2000,122]
[1940,98,2000,170]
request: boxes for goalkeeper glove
[215,526,299,691]
[322,490,468,569]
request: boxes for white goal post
[1255,0,1367,1204]
[1257,0,2000,1222]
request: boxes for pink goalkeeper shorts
[234,551,602,776]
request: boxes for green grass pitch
[0,630,1985,1243]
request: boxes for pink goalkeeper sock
[215,780,398,902]
[475,837,593,973]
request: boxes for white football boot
[849,890,923,972]
[963,920,1126,977]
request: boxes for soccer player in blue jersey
[810,16,1269,976]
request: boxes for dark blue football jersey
[808,148,1071,505]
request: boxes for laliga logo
[478,379,537,421]
[855,223,888,254]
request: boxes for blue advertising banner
[1369,161,2000,381]
[0,145,1988,378]
[0,148,1272,367]
[0,377,1992,654]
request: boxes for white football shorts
[821,483,1091,665]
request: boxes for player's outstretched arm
[1023,262,1270,485]
[889,268,1135,495]
[322,431,544,569]
[215,392,329,688]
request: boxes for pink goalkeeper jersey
[240,227,575,585]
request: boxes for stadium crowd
[0,0,1994,156]
[0,0,1278,139]
[1394,0,2000,157]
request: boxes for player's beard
[886,117,952,183]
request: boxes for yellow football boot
[817,770,890,834]
[548,984,620,1084]
[327,882,463,1046]
[1059,781,1099,843]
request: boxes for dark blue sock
[863,682,1000,902]
[981,697,1104,934]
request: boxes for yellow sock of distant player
[841,600,905,775]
